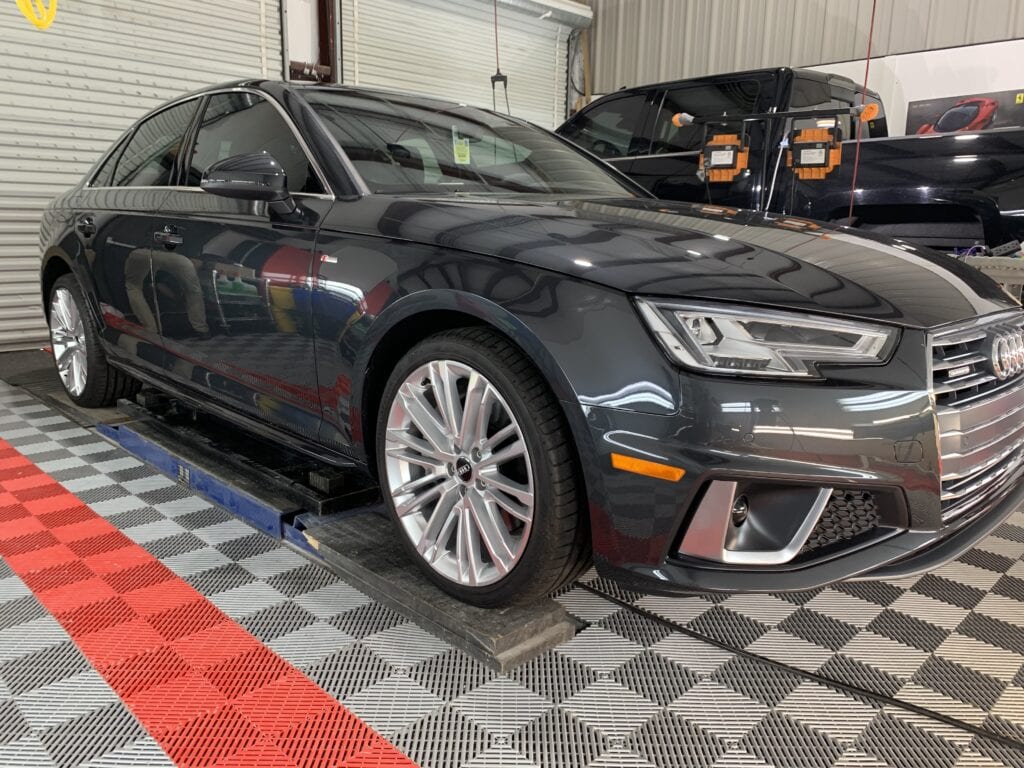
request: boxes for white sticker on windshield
[452,127,471,165]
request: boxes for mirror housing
[200,153,296,215]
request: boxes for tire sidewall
[376,334,566,606]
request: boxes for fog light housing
[678,481,832,566]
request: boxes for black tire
[48,274,140,408]
[376,327,590,606]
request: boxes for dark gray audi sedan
[38,80,1024,605]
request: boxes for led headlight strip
[636,299,897,378]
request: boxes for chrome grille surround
[932,311,1024,523]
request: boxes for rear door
[152,90,333,440]
[629,76,771,209]
[77,98,201,373]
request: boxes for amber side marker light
[610,453,686,482]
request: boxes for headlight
[636,299,897,378]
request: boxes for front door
[152,91,332,440]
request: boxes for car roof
[605,67,879,100]
[177,79,486,115]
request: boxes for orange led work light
[787,126,842,180]
[699,134,749,183]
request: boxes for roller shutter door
[340,0,577,129]
[0,0,282,351]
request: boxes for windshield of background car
[300,89,638,197]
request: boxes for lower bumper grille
[800,490,879,555]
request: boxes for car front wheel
[376,327,588,606]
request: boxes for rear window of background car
[791,77,888,139]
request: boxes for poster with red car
[906,88,1024,134]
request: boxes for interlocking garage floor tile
[576,496,1024,746]
[3,380,1024,767]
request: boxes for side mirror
[200,153,296,215]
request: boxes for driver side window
[184,92,324,193]
[561,93,650,159]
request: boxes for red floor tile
[0,437,417,768]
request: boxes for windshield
[300,89,637,197]
[935,103,980,132]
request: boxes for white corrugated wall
[0,0,282,352]
[590,0,1024,92]
[340,0,574,129]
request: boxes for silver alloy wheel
[49,287,88,397]
[384,360,535,587]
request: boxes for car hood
[332,195,1018,329]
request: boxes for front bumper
[595,478,1024,595]
[574,368,1024,595]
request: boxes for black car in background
[39,80,1024,606]
[558,67,1024,253]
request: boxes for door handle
[154,225,184,248]
[76,215,96,237]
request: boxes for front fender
[310,228,681,461]
[354,278,681,429]
[355,288,579,407]
[350,279,680,538]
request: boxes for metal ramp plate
[92,395,577,671]
[301,512,578,671]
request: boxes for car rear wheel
[48,274,139,408]
[376,327,588,606]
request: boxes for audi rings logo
[987,329,1024,380]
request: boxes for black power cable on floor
[575,580,1024,754]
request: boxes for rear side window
[184,92,324,194]
[791,88,853,140]
[649,80,761,154]
[560,93,650,158]
[113,100,198,187]
[791,78,888,139]
[90,136,129,187]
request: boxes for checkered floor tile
[1,378,1023,767]
[575,498,1024,749]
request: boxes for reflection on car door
[81,98,201,374]
[152,91,332,441]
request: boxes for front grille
[800,490,880,554]
[932,312,1024,407]
[932,312,1024,522]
